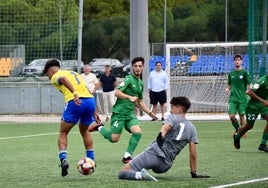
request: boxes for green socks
[260,132,268,145]
[99,128,142,155]
[127,133,142,155]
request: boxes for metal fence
[0,76,229,115]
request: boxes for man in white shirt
[148,61,169,121]
[81,64,100,103]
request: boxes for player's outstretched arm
[247,88,268,107]
[189,142,210,178]
[136,99,157,120]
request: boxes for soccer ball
[77,157,96,175]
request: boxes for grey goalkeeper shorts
[129,150,172,174]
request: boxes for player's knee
[229,115,237,121]
[130,125,142,133]
[111,134,120,142]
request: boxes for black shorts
[149,90,167,105]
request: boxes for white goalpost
[165,41,268,114]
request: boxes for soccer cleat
[258,144,268,152]
[60,159,69,177]
[233,134,240,149]
[88,123,104,132]
[141,168,158,181]
[122,156,132,164]
[161,117,165,121]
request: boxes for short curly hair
[170,96,191,112]
[43,59,60,75]
[131,57,144,65]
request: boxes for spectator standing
[89,57,157,164]
[100,64,117,122]
[225,54,252,137]
[118,96,210,181]
[148,61,169,121]
[43,59,101,177]
[233,74,268,152]
[81,64,100,103]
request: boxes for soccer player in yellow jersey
[43,59,101,177]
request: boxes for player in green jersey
[89,57,157,163]
[233,74,268,152]
[225,54,252,137]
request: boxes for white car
[22,59,49,76]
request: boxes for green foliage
[0,0,255,62]
[228,0,248,41]
[0,121,268,187]
[83,0,129,20]
[0,0,79,63]
[82,15,130,62]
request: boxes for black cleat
[258,144,268,152]
[61,159,69,177]
[122,156,132,164]
[233,134,240,149]
[88,123,104,132]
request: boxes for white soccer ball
[77,157,96,175]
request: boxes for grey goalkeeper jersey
[146,114,198,165]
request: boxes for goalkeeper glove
[156,132,164,147]
[190,171,210,178]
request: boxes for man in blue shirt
[148,61,169,121]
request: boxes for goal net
[164,41,268,114]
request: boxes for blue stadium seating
[149,54,267,75]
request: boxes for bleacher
[149,54,266,76]
[149,55,189,70]
[0,58,11,76]
[0,57,24,77]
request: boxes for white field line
[0,129,262,140]
[0,132,78,140]
[210,177,268,188]
[1,131,268,187]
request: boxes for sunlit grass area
[0,120,268,188]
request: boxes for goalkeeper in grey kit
[118,96,210,181]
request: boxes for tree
[82,16,130,63]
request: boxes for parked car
[122,58,131,76]
[122,58,130,66]
[61,60,84,73]
[89,58,125,78]
[22,59,49,76]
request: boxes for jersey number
[175,123,185,141]
[71,71,81,84]
[247,113,256,121]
